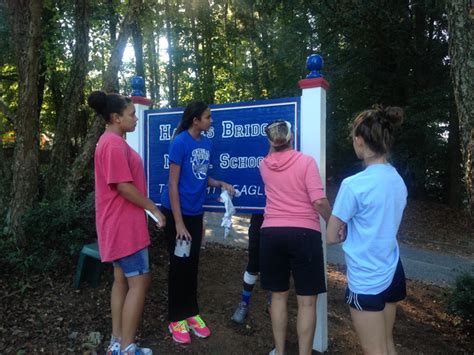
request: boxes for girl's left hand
[338,224,347,242]
[153,209,166,228]
[220,182,236,196]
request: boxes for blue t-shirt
[161,131,211,215]
[332,163,407,294]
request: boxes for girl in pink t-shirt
[89,91,165,355]
[260,120,332,355]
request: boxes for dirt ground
[397,199,474,258]
[0,197,473,354]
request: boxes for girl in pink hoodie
[259,120,331,355]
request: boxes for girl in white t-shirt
[327,106,407,355]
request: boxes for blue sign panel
[144,97,300,213]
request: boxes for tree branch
[64,0,143,198]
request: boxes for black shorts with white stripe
[344,259,406,312]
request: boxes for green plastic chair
[74,243,103,289]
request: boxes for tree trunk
[256,8,272,96]
[45,0,90,199]
[200,0,215,104]
[186,1,202,99]
[0,134,7,184]
[447,0,474,217]
[48,69,63,118]
[0,99,14,187]
[64,0,143,198]
[108,0,118,46]
[248,3,261,99]
[146,33,160,104]
[446,104,463,207]
[413,1,427,94]
[164,0,176,107]
[5,0,43,244]
[107,0,119,90]
[0,134,11,217]
[132,20,145,82]
[0,135,4,179]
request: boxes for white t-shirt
[332,163,407,294]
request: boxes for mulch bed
[1,240,472,354]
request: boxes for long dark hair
[352,105,404,155]
[174,101,209,137]
[87,90,132,123]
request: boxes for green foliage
[0,1,13,66]
[0,0,16,134]
[0,193,96,274]
[314,0,455,201]
[447,272,474,328]
[0,161,11,217]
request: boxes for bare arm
[208,176,236,196]
[116,182,166,228]
[327,215,346,245]
[313,197,331,223]
[168,163,191,240]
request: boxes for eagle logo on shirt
[190,148,210,180]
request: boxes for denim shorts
[345,259,406,312]
[113,247,150,278]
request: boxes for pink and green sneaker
[168,320,191,344]
[186,315,211,338]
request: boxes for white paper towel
[219,189,241,238]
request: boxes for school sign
[144,98,300,214]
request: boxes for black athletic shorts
[259,227,326,296]
[345,258,407,312]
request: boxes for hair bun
[88,90,107,115]
[384,106,404,127]
[266,120,292,148]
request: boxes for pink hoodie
[260,149,326,231]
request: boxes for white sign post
[299,75,330,353]
[127,96,152,160]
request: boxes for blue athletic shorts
[345,258,406,312]
[113,247,150,278]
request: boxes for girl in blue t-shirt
[160,101,235,345]
[327,106,407,355]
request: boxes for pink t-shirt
[94,132,150,262]
[260,150,326,231]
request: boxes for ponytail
[352,105,404,155]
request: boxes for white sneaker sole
[188,326,210,338]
